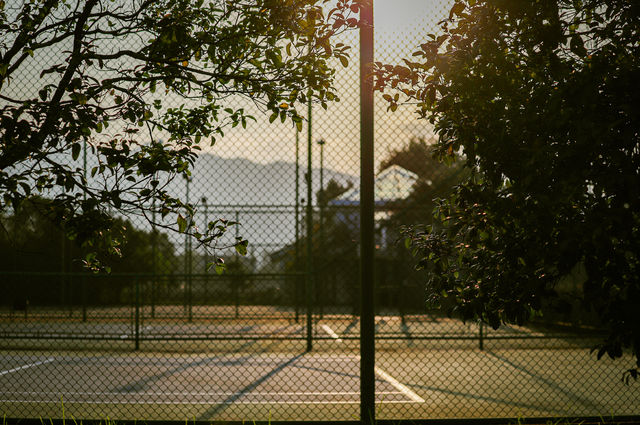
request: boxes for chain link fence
[2,0,640,422]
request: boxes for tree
[376,0,640,380]
[0,0,359,270]
[379,137,467,227]
[0,197,177,305]
[317,178,352,206]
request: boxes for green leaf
[235,240,248,256]
[449,2,465,19]
[19,182,30,196]
[177,214,187,232]
[570,34,587,57]
[71,143,81,160]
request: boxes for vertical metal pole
[202,197,208,306]
[399,278,405,323]
[479,321,484,350]
[60,227,65,312]
[82,139,87,322]
[151,175,157,319]
[135,279,140,351]
[61,225,72,318]
[305,86,314,352]
[82,278,87,322]
[187,178,193,323]
[317,139,325,319]
[360,1,375,423]
[235,211,240,319]
[295,130,300,323]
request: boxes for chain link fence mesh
[2,0,640,422]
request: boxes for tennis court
[2,347,639,421]
[2,311,639,421]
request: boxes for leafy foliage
[0,0,360,270]
[379,137,467,228]
[0,197,177,304]
[376,0,640,378]
[317,177,353,206]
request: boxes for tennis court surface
[2,314,640,422]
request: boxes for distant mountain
[162,153,357,253]
[181,153,356,206]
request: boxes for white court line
[2,390,411,406]
[374,367,425,403]
[4,390,402,397]
[42,355,361,366]
[320,324,342,342]
[0,399,417,405]
[0,358,54,376]
[119,325,152,339]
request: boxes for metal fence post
[360,0,375,422]
[235,211,240,319]
[305,84,314,353]
[151,190,157,319]
[82,140,87,323]
[317,138,325,319]
[479,321,484,350]
[135,279,140,351]
[183,176,193,323]
[295,129,300,323]
[82,275,87,323]
[203,197,208,305]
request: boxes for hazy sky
[1,0,455,252]
[210,0,455,176]
[2,0,455,177]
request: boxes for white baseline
[0,358,55,376]
[374,366,425,403]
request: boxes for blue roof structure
[329,165,419,206]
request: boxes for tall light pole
[152,171,157,319]
[305,82,314,352]
[295,129,300,323]
[317,138,325,318]
[82,138,87,322]
[185,175,192,323]
[202,197,208,305]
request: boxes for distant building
[263,165,423,311]
[328,165,419,249]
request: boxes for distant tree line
[0,198,176,307]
